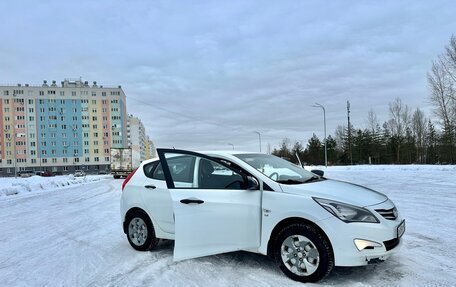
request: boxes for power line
[125,95,289,142]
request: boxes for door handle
[144,185,156,189]
[180,198,204,204]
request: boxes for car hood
[280,179,388,207]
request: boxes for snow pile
[0,175,111,197]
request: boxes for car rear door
[157,148,262,261]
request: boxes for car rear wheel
[273,223,334,283]
[126,212,159,251]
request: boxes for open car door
[157,148,261,261]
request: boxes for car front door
[157,148,262,261]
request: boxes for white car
[121,149,405,282]
[74,170,86,177]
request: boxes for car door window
[198,158,245,189]
[161,155,196,187]
[162,152,245,189]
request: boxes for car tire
[126,211,159,251]
[273,223,334,283]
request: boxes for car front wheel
[126,212,159,251]
[273,223,334,283]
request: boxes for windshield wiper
[276,179,306,184]
[303,176,322,183]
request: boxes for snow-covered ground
[0,174,110,197]
[0,165,455,286]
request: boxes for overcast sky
[1,0,455,151]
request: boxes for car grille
[383,237,400,251]
[375,207,397,220]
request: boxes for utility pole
[347,101,353,165]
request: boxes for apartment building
[127,114,146,168]
[0,79,128,176]
[145,135,156,160]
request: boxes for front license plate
[397,220,405,238]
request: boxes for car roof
[142,150,262,165]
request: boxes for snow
[0,174,110,197]
[0,165,455,286]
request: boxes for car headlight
[313,197,379,223]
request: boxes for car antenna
[296,152,303,168]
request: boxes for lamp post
[312,103,327,168]
[228,143,235,150]
[253,131,262,152]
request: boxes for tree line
[273,35,456,165]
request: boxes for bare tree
[429,61,455,129]
[411,108,427,163]
[388,98,411,163]
[366,109,378,134]
[428,54,455,162]
[441,35,456,85]
[334,125,346,153]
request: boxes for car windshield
[234,153,318,184]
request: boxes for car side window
[161,155,196,187]
[152,163,166,180]
[198,158,245,189]
[144,161,166,180]
[144,160,190,183]
[160,152,248,189]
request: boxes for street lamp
[253,131,262,152]
[228,143,235,150]
[312,103,327,168]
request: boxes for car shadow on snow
[147,240,405,285]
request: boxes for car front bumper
[318,200,404,267]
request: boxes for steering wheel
[269,172,279,180]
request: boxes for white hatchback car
[121,149,405,282]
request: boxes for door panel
[141,161,174,233]
[141,177,174,233]
[171,188,261,260]
[157,149,262,260]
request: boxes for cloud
[1,0,455,151]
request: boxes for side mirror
[311,169,324,177]
[247,176,260,190]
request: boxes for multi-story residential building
[144,135,156,160]
[127,114,146,168]
[0,79,128,176]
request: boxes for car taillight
[122,168,138,191]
